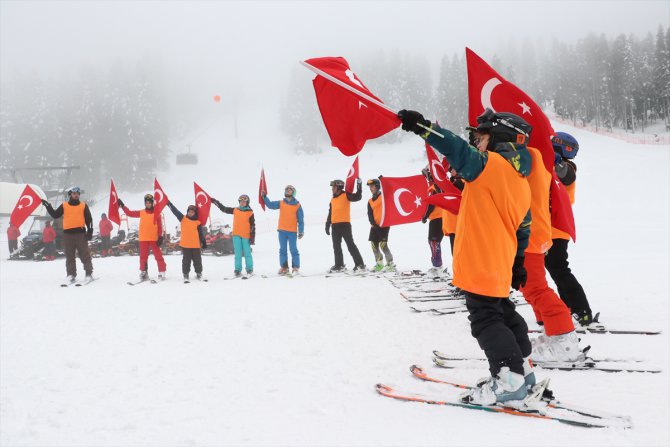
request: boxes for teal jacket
[424,123,532,257]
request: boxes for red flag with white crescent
[304,57,400,156]
[10,184,41,227]
[425,143,462,197]
[425,192,461,215]
[258,168,268,211]
[153,178,168,223]
[379,175,428,227]
[194,182,211,225]
[345,156,359,193]
[466,47,575,241]
[108,179,121,225]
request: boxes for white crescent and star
[347,165,356,179]
[393,188,423,217]
[481,77,502,111]
[195,191,209,205]
[518,102,532,115]
[344,69,364,89]
[19,195,33,208]
[430,160,445,182]
[154,189,164,203]
[111,191,117,203]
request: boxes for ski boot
[373,262,385,273]
[291,268,299,276]
[246,270,254,277]
[66,275,76,285]
[234,270,242,278]
[384,261,396,272]
[157,272,166,281]
[328,265,346,273]
[278,266,289,276]
[82,274,94,285]
[353,264,367,274]
[183,273,189,281]
[196,273,203,281]
[139,270,149,281]
[460,367,527,405]
[531,331,586,363]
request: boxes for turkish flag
[153,178,168,223]
[10,184,41,227]
[194,182,211,225]
[466,47,575,241]
[108,179,121,225]
[345,156,359,193]
[304,57,400,156]
[426,143,462,196]
[258,168,268,211]
[379,175,428,227]
[426,193,462,215]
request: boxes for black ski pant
[465,292,531,376]
[545,238,591,315]
[182,247,203,275]
[331,222,364,268]
[63,232,93,277]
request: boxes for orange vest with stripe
[62,202,86,230]
[139,210,159,242]
[442,208,457,235]
[233,208,253,238]
[428,185,442,220]
[330,193,351,224]
[368,196,383,226]
[452,152,531,298]
[179,217,201,248]
[278,200,300,232]
[551,181,576,240]
[526,147,553,254]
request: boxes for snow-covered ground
[1,120,669,446]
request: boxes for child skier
[421,167,444,276]
[99,213,114,257]
[42,186,94,284]
[166,201,207,281]
[262,185,304,276]
[399,108,536,406]
[211,194,255,277]
[118,194,167,281]
[366,178,394,272]
[325,179,365,273]
[42,221,57,261]
[545,132,595,327]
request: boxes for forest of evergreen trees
[282,25,670,152]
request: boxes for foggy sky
[1,0,669,114]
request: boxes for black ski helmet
[475,108,532,148]
[552,132,579,159]
[366,178,381,190]
[238,194,250,203]
[330,179,345,190]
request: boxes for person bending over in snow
[118,194,167,281]
[399,108,536,406]
[211,194,255,277]
[42,186,94,284]
[166,201,207,281]
[262,185,304,276]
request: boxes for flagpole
[300,60,444,139]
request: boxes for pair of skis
[60,277,96,287]
[376,365,632,428]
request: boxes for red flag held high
[426,143,462,196]
[153,178,168,223]
[425,193,461,215]
[345,156,359,193]
[258,168,268,211]
[10,184,41,228]
[304,57,400,156]
[465,47,575,241]
[108,179,121,225]
[194,182,211,226]
[379,175,428,227]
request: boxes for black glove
[325,223,331,236]
[211,198,220,206]
[117,199,125,208]
[201,242,207,249]
[86,228,93,241]
[511,256,527,290]
[421,217,428,224]
[157,236,164,247]
[250,238,255,246]
[398,110,431,135]
[41,199,50,207]
[298,232,304,239]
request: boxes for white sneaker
[460,367,527,405]
[531,331,585,362]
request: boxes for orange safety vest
[233,208,253,238]
[441,208,457,235]
[179,217,201,248]
[551,181,576,240]
[452,152,531,298]
[63,202,86,230]
[278,200,300,232]
[428,185,442,220]
[139,210,159,242]
[525,147,553,254]
[368,195,383,226]
[330,193,351,224]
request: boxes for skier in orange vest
[262,185,304,276]
[211,194,255,277]
[166,201,207,281]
